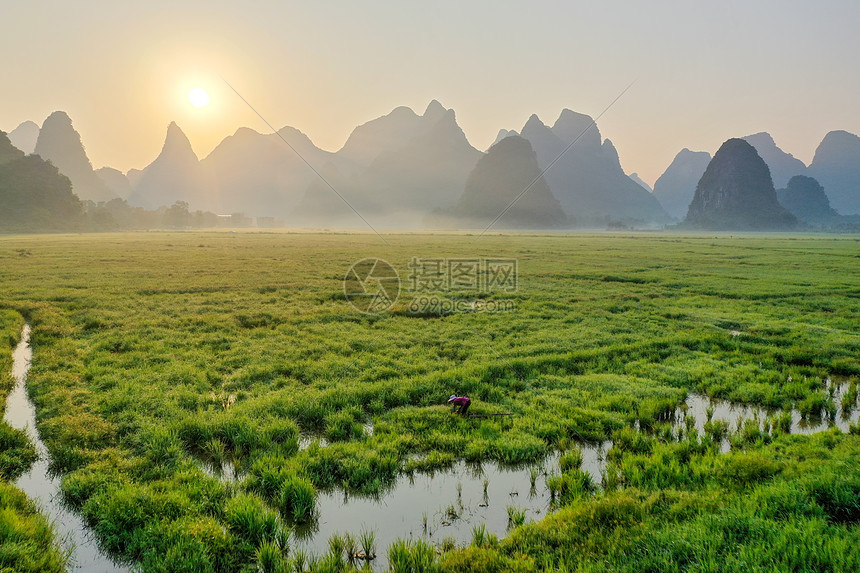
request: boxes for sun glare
[188,87,210,109]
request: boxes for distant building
[230,213,252,227]
[255,216,283,228]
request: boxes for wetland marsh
[1,231,859,572]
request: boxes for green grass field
[0,231,859,572]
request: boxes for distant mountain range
[120,100,482,226]
[7,106,860,229]
[654,130,860,219]
[5,103,673,228]
[516,110,669,225]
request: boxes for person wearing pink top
[447,395,471,415]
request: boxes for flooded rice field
[6,324,858,571]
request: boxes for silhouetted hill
[200,126,334,217]
[338,103,437,168]
[295,101,481,227]
[628,173,651,192]
[8,121,39,154]
[520,114,566,168]
[777,175,837,225]
[552,109,601,149]
[127,168,144,189]
[742,132,807,189]
[653,149,712,220]
[33,111,116,202]
[117,100,482,225]
[292,163,364,228]
[808,130,860,215]
[0,132,24,166]
[519,110,669,225]
[95,167,132,200]
[0,130,84,232]
[354,106,482,216]
[439,135,566,229]
[684,138,799,230]
[491,129,517,147]
[128,122,208,210]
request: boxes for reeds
[256,539,289,573]
[842,380,858,413]
[507,505,526,528]
[327,533,345,562]
[279,475,317,523]
[445,504,460,520]
[290,550,307,572]
[343,533,358,564]
[547,469,596,506]
[529,466,540,488]
[558,448,583,473]
[471,523,488,547]
[224,493,287,547]
[358,528,376,560]
[388,539,436,573]
[203,438,227,466]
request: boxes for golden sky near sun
[3,1,859,185]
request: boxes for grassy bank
[0,308,67,572]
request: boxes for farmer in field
[447,394,471,415]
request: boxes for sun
[188,87,210,109]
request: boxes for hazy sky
[3,0,859,185]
